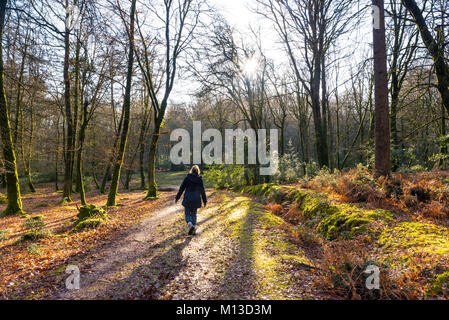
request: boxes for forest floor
[0,173,333,300]
[3,169,449,300]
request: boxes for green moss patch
[77,205,107,221]
[74,205,108,231]
[74,218,104,230]
[242,184,395,241]
[317,205,394,240]
[377,222,449,258]
[428,272,449,296]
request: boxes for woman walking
[175,165,207,235]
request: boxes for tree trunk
[106,0,136,207]
[311,47,329,168]
[440,104,447,167]
[76,100,89,206]
[373,0,391,177]
[77,122,87,205]
[401,0,449,115]
[62,0,74,202]
[139,137,145,189]
[55,116,60,191]
[145,126,160,199]
[26,101,35,192]
[73,39,81,193]
[0,0,23,215]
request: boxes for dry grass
[301,168,449,224]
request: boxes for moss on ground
[242,184,394,241]
[74,205,108,231]
[377,222,449,258]
[428,272,449,296]
[239,183,449,298]
[74,218,104,230]
[317,205,394,241]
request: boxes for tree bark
[0,0,23,215]
[146,125,160,199]
[62,0,74,202]
[373,0,391,177]
[106,0,136,207]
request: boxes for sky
[170,0,374,105]
[170,0,285,104]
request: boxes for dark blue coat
[175,173,207,209]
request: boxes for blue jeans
[184,207,198,226]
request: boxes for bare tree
[134,0,204,199]
[254,0,359,168]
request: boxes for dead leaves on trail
[0,183,172,298]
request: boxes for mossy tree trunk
[146,125,160,199]
[0,0,23,215]
[106,0,136,207]
[62,0,74,203]
[100,100,124,194]
[76,100,89,206]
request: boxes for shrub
[274,141,320,184]
[20,229,51,242]
[27,243,42,256]
[23,216,45,230]
[18,216,51,243]
[204,164,246,190]
[309,168,338,189]
[74,218,103,230]
[264,203,284,215]
[0,193,7,204]
[321,241,406,299]
[342,164,385,203]
[83,176,94,193]
[0,229,8,241]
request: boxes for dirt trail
[47,190,326,300]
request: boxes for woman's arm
[200,179,207,206]
[175,177,187,202]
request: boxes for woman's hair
[190,165,200,175]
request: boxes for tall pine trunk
[373,0,391,177]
